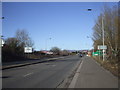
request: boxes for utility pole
[102,15,105,61]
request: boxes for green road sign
[92,50,103,56]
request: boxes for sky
[2,2,118,51]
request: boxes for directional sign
[98,45,107,50]
[24,47,32,53]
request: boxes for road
[2,55,81,88]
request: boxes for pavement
[69,56,118,88]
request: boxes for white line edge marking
[69,60,83,88]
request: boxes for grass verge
[92,56,119,77]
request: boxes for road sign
[98,45,107,49]
[24,47,32,53]
[92,50,103,56]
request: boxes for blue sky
[2,2,118,50]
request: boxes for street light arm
[0,17,4,19]
[87,9,92,11]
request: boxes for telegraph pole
[102,15,105,61]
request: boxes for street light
[0,17,5,47]
[45,38,52,51]
[87,9,105,61]
[87,36,94,54]
[0,17,4,19]
[87,9,92,11]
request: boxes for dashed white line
[52,65,56,67]
[23,72,33,77]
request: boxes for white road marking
[52,65,56,67]
[69,60,83,88]
[23,72,33,77]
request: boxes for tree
[92,5,119,61]
[50,47,61,55]
[3,38,20,55]
[61,50,69,56]
[2,29,34,62]
[2,38,24,62]
[15,29,34,47]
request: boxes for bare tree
[61,50,69,56]
[50,47,61,55]
[93,5,119,60]
[15,29,34,47]
[2,30,34,62]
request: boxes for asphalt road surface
[2,55,81,88]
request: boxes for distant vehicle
[79,54,83,57]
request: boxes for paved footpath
[69,56,118,88]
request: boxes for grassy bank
[92,56,119,77]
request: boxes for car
[79,54,83,57]
[80,54,83,57]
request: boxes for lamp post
[0,16,5,47]
[87,9,105,61]
[1,36,4,47]
[87,36,94,56]
[45,38,51,51]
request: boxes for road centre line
[52,65,56,67]
[23,72,33,77]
